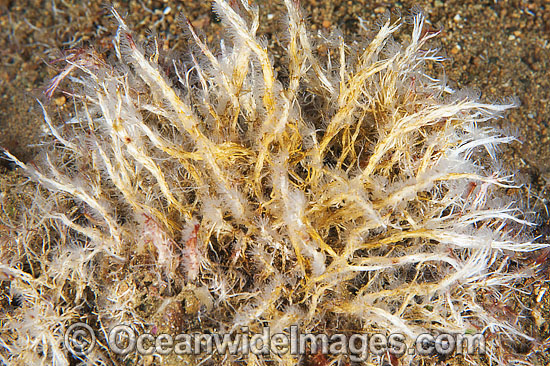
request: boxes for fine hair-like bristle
[1,1,547,365]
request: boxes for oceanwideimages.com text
[65,323,485,361]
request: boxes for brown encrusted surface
[0,0,549,363]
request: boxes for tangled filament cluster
[1,1,545,365]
